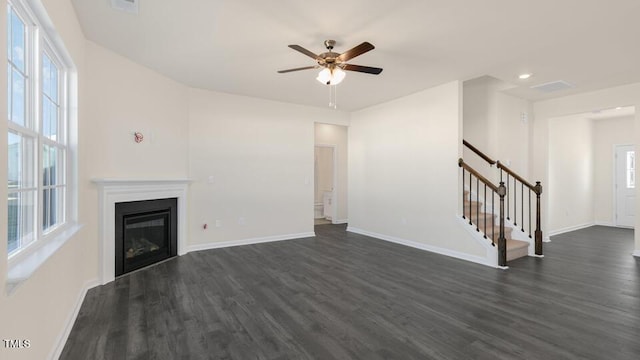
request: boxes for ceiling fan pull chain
[329,85,337,109]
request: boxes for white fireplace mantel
[92,178,192,284]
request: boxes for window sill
[6,223,83,295]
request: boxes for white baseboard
[332,219,348,225]
[547,223,594,237]
[346,226,494,268]
[49,278,100,360]
[633,250,640,258]
[594,221,615,227]
[187,232,316,253]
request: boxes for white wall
[533,83,640,255]
[314,146,333,202]
[315,123,348,223]
[463,77,532,181]
[349,81,486,261]
[593,116,635,225]
[187,89,349,248]
[548,115,594,233]
[84,41,190,178]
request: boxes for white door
[615,145,635,228]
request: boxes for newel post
[498,181,507,267]
[534,181,543,256]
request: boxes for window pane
[43,144,58,186]
[7,190,35,254]
[42,97,59,140]
[627,151,635,189]
[9,9,26,72]
[43,187,64,232]
[10,67,26,126]
[42,53,58,103]
[8,132,35,189]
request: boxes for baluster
[468,174,473,225]
[476,178,480,232]
[513,177,517,226]
[462,169,466,219]
[492,190,495,246]
[528,189,532,238]
[483,184,487,238]
[521,183,525,232]
[506,174,510,220]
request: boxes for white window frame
[7,0,71,263]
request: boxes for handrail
[497,161,539,193]
[463,140,497,165]
[458,159,499,192]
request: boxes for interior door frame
[613,143,635,228]
[315,144,338,223]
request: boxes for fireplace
[115,198,177,276]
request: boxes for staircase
[463,191,529,262]
[459,140,543,267]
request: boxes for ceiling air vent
[110,0,139,14]
[530,80,574,93]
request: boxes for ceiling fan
[278,40,383,85]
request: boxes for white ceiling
[71,0,640,111]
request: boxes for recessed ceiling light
[518,73,532,80]
[616,107,622,110]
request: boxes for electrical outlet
[238,217,246,226]
[215,220,221,227]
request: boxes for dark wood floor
[61,225,640,359]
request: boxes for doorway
[615,144,635,228]
[314,145,336,225]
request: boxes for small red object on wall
[134,132,144,143]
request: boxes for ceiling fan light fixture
[316,67,346,85]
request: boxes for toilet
[314,203,324,219]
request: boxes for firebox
[115,198,177,277]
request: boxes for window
[7,0,68,257]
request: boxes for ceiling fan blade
[341,64,383,75]
[337,42,375,62]
[288,45,321,61]
[277,66,318,73]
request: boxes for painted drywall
[593,116,635,225]
[533,83,640,255]
[315,123,348,223]
[349,81,486,260]
[188,88,349,247]
[463,77,532,182]
[547,115,594,233]
[314,147,333,203]
[84,41,190,179]
[0,1,93,360]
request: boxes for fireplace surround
[93,179,191,284]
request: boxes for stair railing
[497,162,543,256]
[458,158,508,266]
[462,140,543,257]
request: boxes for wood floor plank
[60,225,640,359]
